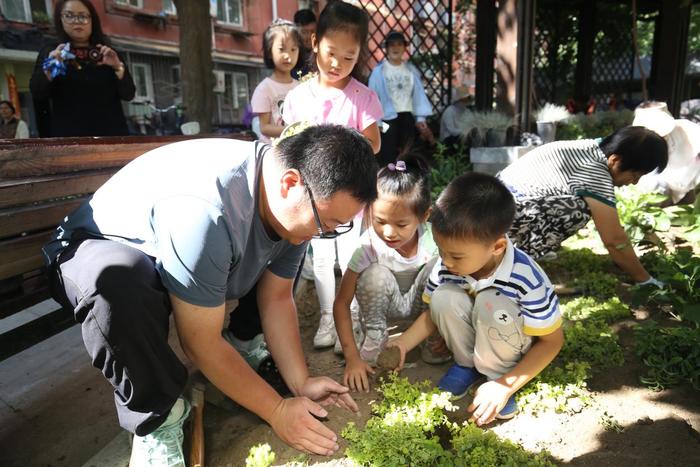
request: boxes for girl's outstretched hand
[343,355,375,392]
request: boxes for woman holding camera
[30,0,135,137]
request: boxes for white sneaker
[314,314,337,348]
[334,320,365,355]
[359,329,388,365]
[129,398,191,467]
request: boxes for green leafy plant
[430,142,471,199]
[245,443,275,467]
[562,296,631,323]
[665,199,700,244]
[342,375,455,466]
[616,185,671,246]
[599,412,624,433]
[634,248,700,325]
[541,246,616,297]
[634,322,700,391]
[342,374,550,466]
[517,361,593,414]
[559,320,624,369]
[572,271,619,299]
[546,247,612,276]
[449,422,555,466]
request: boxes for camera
[87,48,103,62]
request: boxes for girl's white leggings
[311,220,361,316]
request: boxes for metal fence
[358,0,454,117]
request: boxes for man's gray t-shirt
[43,138,305,307]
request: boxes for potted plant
[456,109,481,146]
[458,110,512,148]
[479,111,512,147]
[535,103,570,143]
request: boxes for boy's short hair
[384,30,407,47]
[431,172,515,243]
[294,9,316,26]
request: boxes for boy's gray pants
[429,283,533,380]
[354,257,438,332]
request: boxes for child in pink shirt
[284,77,381,142]
[283,1,382,352]
[251,20,302,143]
[283,3,382,152]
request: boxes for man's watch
[114,62,125,73]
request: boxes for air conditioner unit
[213,70,226,93]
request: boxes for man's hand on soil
[299,376,359,413]
[269,397,339,455]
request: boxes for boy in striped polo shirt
[387,172,564,425]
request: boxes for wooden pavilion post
[515,0,536,132]
[574,1,595,106]
[650,0,691,116]
[475,0,497,111]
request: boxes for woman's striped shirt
[498,139,616,207]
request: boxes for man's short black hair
[599,126,668,174]
[294,9,316,26]
[431,172,515,243]
[275,124,378,204]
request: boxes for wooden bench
[0,134,250,360]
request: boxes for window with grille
[131,63,154,103]
[217,0,242,26]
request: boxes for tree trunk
[173,0,214,133]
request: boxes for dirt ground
[202,276,700,467]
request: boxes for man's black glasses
[305,185,354,239]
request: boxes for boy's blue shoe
[438,364,482,400]
[496,394,518,419]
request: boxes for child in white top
[334,155,438,392]
[250,19,302,143]
[283,1,383,350]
